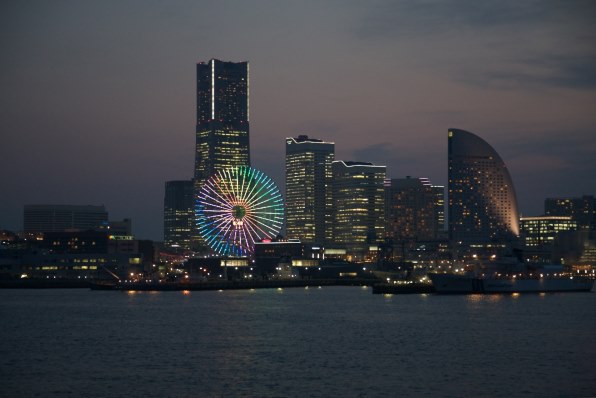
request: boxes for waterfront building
[285,135,334,246]
[447,129,520,257]
[254,239,307,275]
[194,59,250,191]
[552,230,596,268]
[545,195,595,231]
[520,216,577,263]
[385,177,437,243]
[104,218,132,237]
[164,180,194,252]
[520,216,578,248]
[331,161,386,262]
[44,230,109,254]
[24,205,108,233]
[31,230,153,280]
[384,177,447,264]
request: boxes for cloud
[457,53,596,91]
[351,142,396,164]
[350,0,547,40]
[351,0,595,40]
[350,0,596,91]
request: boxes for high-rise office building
[385,177,437,242]
[194,59,250,191]
[285,135,334,246]
[24,205,108,233]
[448,129,519,255]
[194,59,249,252]
[432,185,445,233]
[164,180,195,251]
[544,195,595,231]
[331,161,386,261]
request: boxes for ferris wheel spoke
[210,179,236,208]
[250,202,284,212]
[249,184,279,208]
[202,203,233,213]
[238,167,251,203]
[241,224,255,247]
[248,214,283,233]
[200,216,232,240]
[243,215,272,235]
[248,193,280,209]
[243,176,267,206]
[243,218,269,242]
[223,170,238,201]
[202,182,234,210]
[202,208,233,220]
[239,178,259,207]
[197,166,283,256]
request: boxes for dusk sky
[1,1,595,240]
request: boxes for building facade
[24,205,108,233]
[331,161,386,261]
[432,185,446,234]
[164,180,194,251]
[285,135,334,246]
[385,177,437,243]
[448,129,520,256]
[520,216,577,263]
[520,216,578,248]
[545,195,595,231]
[194,59,250,191]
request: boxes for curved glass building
[448,129,519,254]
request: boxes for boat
[429,272,594,294]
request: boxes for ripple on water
[0,287,595,397]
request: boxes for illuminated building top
[195,59,250,190]
[331,160,386,261]
[285,135,335,245]
[448,128,520,249]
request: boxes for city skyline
[2,1,595,240]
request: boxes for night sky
[1,1,595,240]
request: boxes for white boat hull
[429,273,594,294]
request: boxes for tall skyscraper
[448,129,519,255]
[194,59,250,191]
[285,135,334,246]
[385,177,437,243]
[331,161,386,261]
[164,180,194,251]
[193,59,249,252]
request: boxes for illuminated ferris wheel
[196,166,284,257]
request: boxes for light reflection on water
[0,287,594,397]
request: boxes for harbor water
[1,287,594,397]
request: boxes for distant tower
[285,135,335,246]
[332,161,386,261]
[194,59,250,191]
[385,177,437,243]
[448,129,519,256]
[194,59,250,251]
[164,180,194,251]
